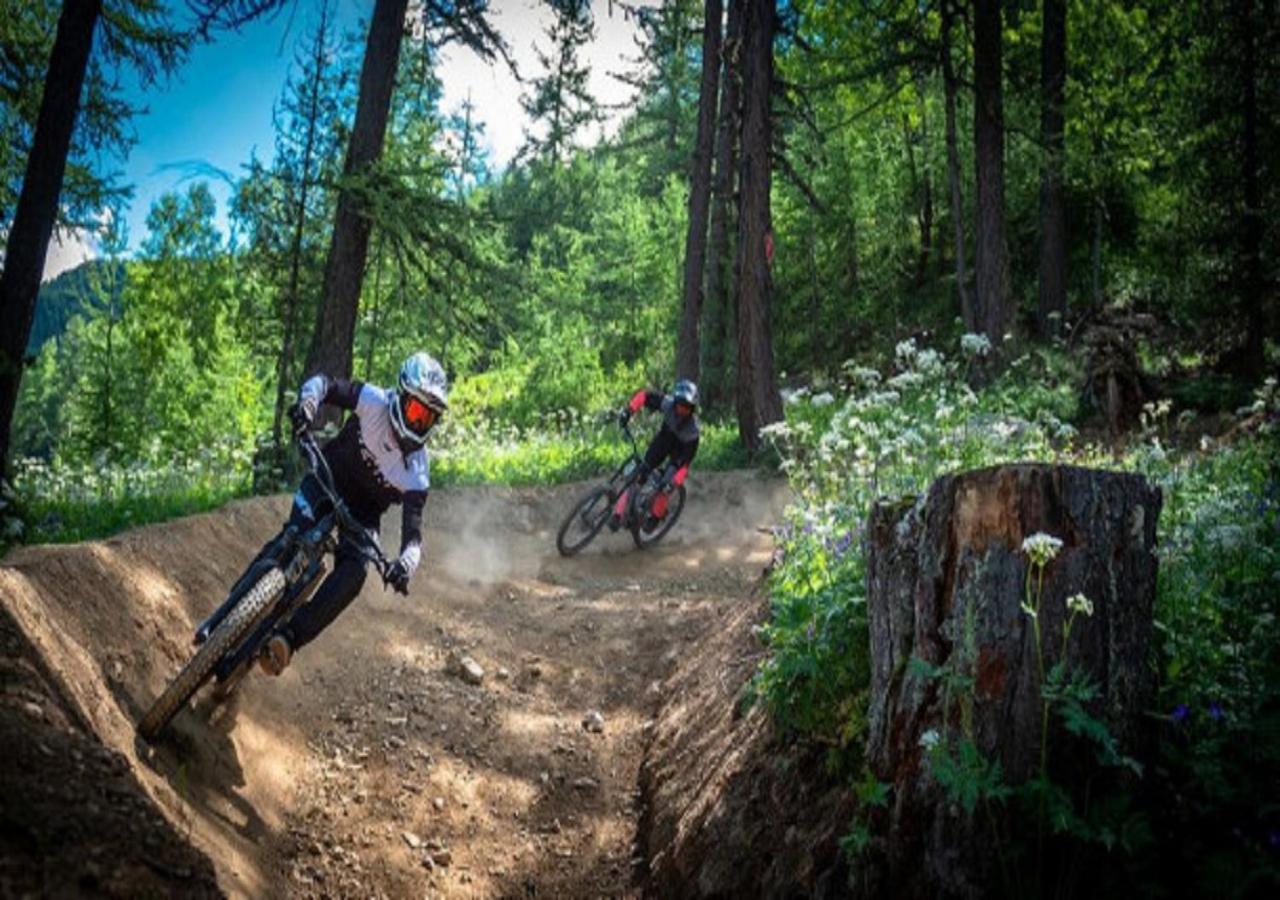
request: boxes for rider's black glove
[618,408,631,428]
[386,560,411,595]
[288,399,316,438]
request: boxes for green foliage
[10,439,253,544]
[763,346,1279,895]
[431,410,744,488]
[753,337,1073,761]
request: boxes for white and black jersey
[299,375,427,575]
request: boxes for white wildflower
[887,371,925,391]
[849,366,881,388]
[759,421,791,439]
[1066,593,1094,617]
[895,338,918,364]
[1022,532,1064,566]
[961,332,992,358]
[811,391,835,408]
[914,348,943,375]
[919,728,941,750]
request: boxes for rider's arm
[627,389,664,414]
[299,374,365,413]
[668,436,699,486]
[397,489,426,578]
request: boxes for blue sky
[42,0,649,280]
[117,0,365,251]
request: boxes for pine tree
[519,0,599,166]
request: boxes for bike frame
[606,423,665,530]
[207,434,392,682]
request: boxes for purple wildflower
[1269,830,1280,849]
[1208,701,1224,722]
[1172,704,1190,724]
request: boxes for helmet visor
[402,394,439,435]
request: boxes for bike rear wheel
[632,484,686,549]
[138,566,287,742]
[556,486,612,557]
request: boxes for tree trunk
[909,76,934,287]
[942,1,972,331]
[1236,0,1265,377]
[733,0,783,454]
[0,0,103,476]
[863,464,1161,898]
[676,0,724,383]
[1038,0,1068,338]
[1091,195,1103,308]
[973,0,1010,348]
[703,0,742,413]
[303,0,408,396]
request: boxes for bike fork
[194,558,278,645]
[213,557,324,683]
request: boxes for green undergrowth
[3,408,751,548]
[749,336,1279,894]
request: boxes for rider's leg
[274,539,368,655]
[614,431,677,527]
[199,475,332,646]
[243,475,329,578]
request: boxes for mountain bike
[137,432,392,742]
[555,421,687,556]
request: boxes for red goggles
[402,395,439,434]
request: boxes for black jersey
[299,375,428,573]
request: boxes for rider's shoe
[608,513,622,532]
[642,514,661,533]
[259,634,292,676]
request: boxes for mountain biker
[613,379,700,531]
[249,352,448,676]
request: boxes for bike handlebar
[297,432,393,581]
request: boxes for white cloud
[435,0,656,168]
[42,225,100,282]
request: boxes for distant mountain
[28,260,126,354]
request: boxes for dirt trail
[0,471,787,898]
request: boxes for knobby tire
[632,484,686,549]
[137,566,287,742]
[556,486,612,557]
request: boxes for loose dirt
[0,470,788,898]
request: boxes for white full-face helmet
[390,352,449,445]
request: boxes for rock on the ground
[582,710,606,733]
[458,656,485,685]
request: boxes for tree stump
[862,464,1161,898]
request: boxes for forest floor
[0,470,788,899]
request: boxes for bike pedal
[192,627,210,646]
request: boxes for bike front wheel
[556,486,613,557]
[138,565,287,742]
[632,484,686,549]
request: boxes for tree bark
[973,0,1010,348]
[1037,0,1067,338]
[733,0,783,454]
[863,464,1161,898]
[676,0,724,383]
[942,0,972,330]
[303,0,408,393]
[0,0,103,476]
[703,0,742,413]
